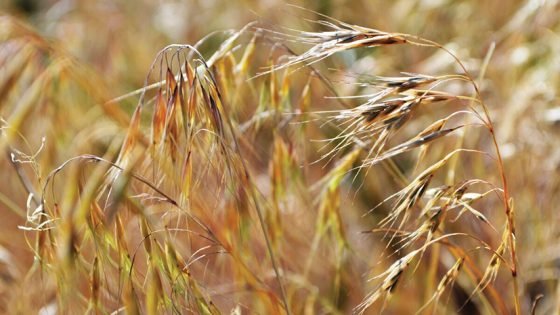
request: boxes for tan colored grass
[2,4,548,314]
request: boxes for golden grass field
[1,1,559,314]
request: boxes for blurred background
[1,0,560,314]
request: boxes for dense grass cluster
[1,1,560,314]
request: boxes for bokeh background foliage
[1,0,560,314]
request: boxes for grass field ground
[1,1,559,314]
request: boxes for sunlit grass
[1,2,559,314]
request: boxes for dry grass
[1,1,560,314]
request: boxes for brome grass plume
[3,2,559,314]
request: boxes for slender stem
[432,39,520,315]
[214,81,291,314]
